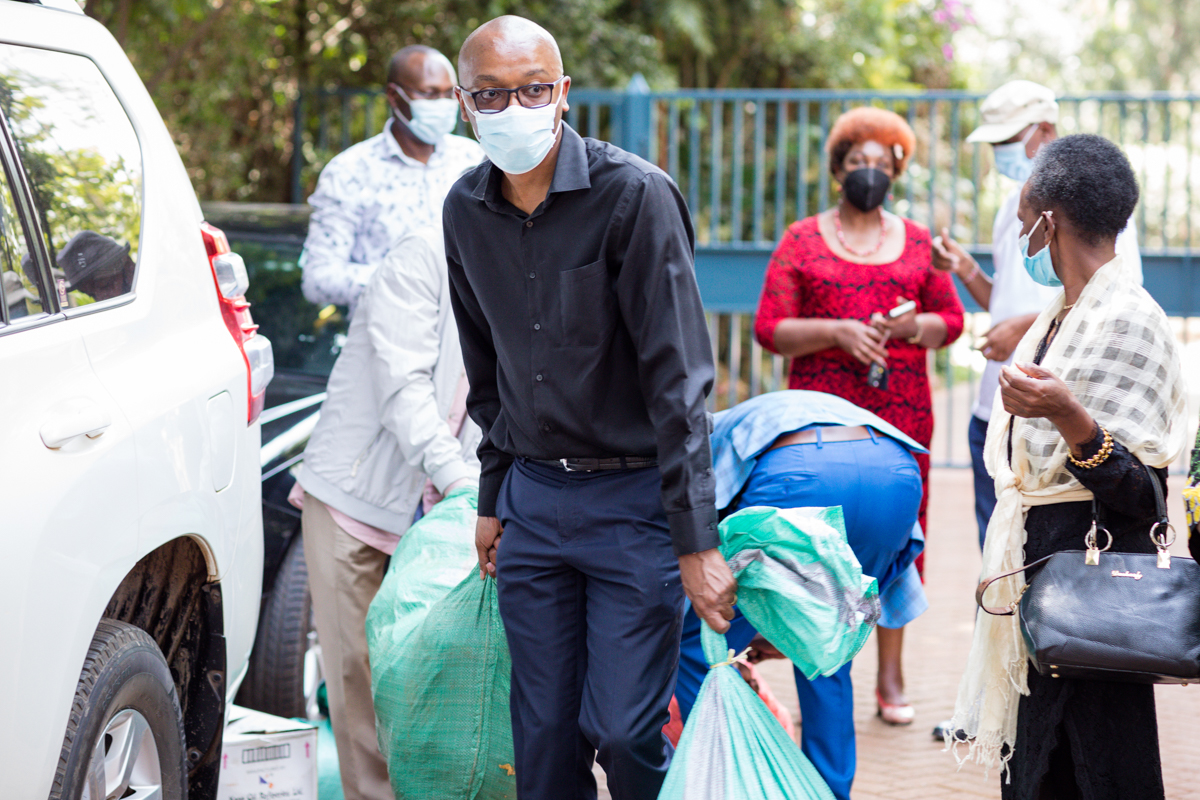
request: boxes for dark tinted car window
[203,204,348,379]
[0,44,142,308]
[241,238,348,377]
[0,154,50,324]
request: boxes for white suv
[0,2,272,798]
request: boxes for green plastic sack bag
[720,505,880,679]
[658,624,836,800]
[659,504,877,799]
[366,485,481,649]
[366,486,517,799]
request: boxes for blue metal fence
[292,81,1200,314]
[290,81,1200,465]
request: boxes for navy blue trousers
[674,435,922,800]
[495,459,684,800]
[968,414,996,551]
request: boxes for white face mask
[391,86,459,144]
[466,98,562,175]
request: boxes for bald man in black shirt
[444,15,737,800]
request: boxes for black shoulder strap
[1146,462,1169,523]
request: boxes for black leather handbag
[977,465,1200,685]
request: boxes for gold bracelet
[907,317,925,345]
[1068,425,1113,469]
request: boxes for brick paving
[595,468,1200,799]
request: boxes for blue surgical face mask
[1019,214,1061,287]
[390,85,460,145]
[992,126,1037,183]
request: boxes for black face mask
[841,167,891,212]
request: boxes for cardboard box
[219,705,318,800]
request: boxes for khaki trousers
[301,494,393,800]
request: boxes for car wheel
[236,533,323,719]
[49,620,187,800]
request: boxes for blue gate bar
[709,99,722,244]
[752,100,765,244]
[731,100,744,243]
[774,102,787,243]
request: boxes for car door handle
[41,402,113,449]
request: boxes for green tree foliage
[963,0,1200,95]
[83,0,966,201]
[1081,0,1200,92]
[625,0,960,89]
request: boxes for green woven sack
[719,505,880,680]
[366,486,517,799]
[658,625,836,800]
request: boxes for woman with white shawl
[947,134,1187,799]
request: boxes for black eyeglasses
[390,83,455,101]
[458,76,566,114]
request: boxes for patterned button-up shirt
[300,119,483,314]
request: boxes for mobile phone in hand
[867,361,889,391]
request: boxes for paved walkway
[596,468,1199,799]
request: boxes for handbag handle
[978,463,1172,616]
[976,554,1054,616]
[1146,462,1169,522]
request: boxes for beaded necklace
[833,206,889,257]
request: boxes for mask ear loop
[1020,213,1043,248]
[387,83,416,128]
[1039,210,1055,258]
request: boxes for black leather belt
[530,456,658,472]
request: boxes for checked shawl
[948,255,1187,776]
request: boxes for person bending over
[674,390,927,800]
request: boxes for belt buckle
[560,458,575,472]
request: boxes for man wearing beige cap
[932,80,1141,551]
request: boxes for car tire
[49,619,187,800]
[236,532,321,719]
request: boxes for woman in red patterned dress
[754,107,964,725]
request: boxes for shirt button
[528,271,536,279]
[542,422,551,432]
[526,220,534,228]
[533,323,541,331]
[536,373,544,381]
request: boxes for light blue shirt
[711,390,927,510]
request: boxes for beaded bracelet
[960,263,981,283]
[1068,425,1114,469]
[906,317,925,345]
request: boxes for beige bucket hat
[966,80,1058,144]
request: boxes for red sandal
[875,688,915,725]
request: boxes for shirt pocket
[559,258,617,347]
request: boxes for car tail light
[201,221,274,424]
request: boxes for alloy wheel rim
[82,708,162,800]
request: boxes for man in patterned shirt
[300,45,483,314]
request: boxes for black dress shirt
[443,123,719,555]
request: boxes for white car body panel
[0,3,264,796]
